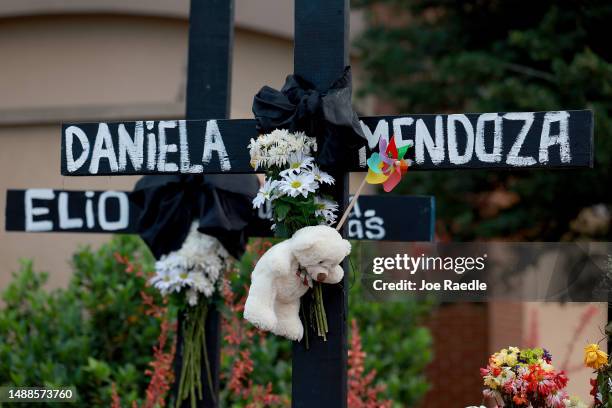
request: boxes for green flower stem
[313,283,327,341]
[176,302,215,408]
[200,311,215,402]
[319,286,328,334]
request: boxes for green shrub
[354,0,612,242]
[350,279,433,407]
[1,236,431,407]
[0,236,166,407]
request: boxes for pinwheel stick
[335,174,368,231]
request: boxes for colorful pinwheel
[365,135,412,192]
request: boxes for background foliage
[0,236,163,407]
[354,0,612,242]
[0,237,431,407]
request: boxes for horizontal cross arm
[5,189,435,242]
[60,110,593,176]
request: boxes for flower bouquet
[479,346,579,408]
[149,222,232,407]
[249,129,337,234]
[584,342,612,407]
[249,129,338,343]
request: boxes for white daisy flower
[174,269,195,289]
[150,222,231,303]
[309,165,335,185]
[279,152,314,176]
[252,178,280,209]
[314,197,338,225]
[278,172,317,198]
[149,266,180,296]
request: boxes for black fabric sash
[130,175,259,260]
[252,66,366,171]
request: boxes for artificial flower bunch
[149,222,233,407]
[151,222,231,306]
[584,343,612,407]
[479,346,576,408]
[249,129,338,236]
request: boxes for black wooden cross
[2,1,434,406]
[4,189,435,242]
[178,1,233,406]
[18,0,597,407]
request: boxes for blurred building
[0,0,319,288]
[0,1,604,406]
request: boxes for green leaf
[274,203,291,221]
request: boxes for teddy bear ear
[290,232,315,253]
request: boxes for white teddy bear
[244,225,351,341]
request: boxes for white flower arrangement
[249,129,317,170]
[249,129,338,230]
[148,222,233,405]
[150,221,231,306]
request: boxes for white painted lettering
[504,112,536,166]
[25,189,54,232]
[89,123,119,174]
[447,114,474,164]
[202,120,231,171]
[157,121,179,172]
[392,117,414,148]
[475,113,502,163]
[118,122,144,171]
[58,192,83,229]
[415,116,445,165]
[179,120,203,173]
[65,126,90,172]
[539,111,571,164]
[85,191,95,228]
[360,119,389,148]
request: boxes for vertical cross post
[172,1,234,407]
[186,0,234,120]
[292,1,349,407]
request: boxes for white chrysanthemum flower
[278,172,317,198]
[310,165,334,185]
[189,271,215,298]
[292,131,317,153]
[186,288,199,306]
[248,129,317,171]
[279,152,314,176]
[315,196,338,225]
[150,222,231,304]
[253,178,280,209]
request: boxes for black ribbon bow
[129,174,259,260]
[252,66,365,171]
